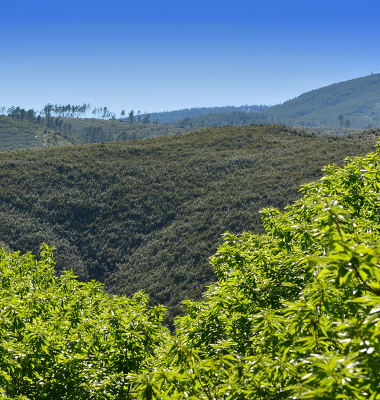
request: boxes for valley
[0,123,378,326]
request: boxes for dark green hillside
[0,124,376,325]
[263,73,380,128]
[294,125,361,136]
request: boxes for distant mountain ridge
[163,74,380,129]
[147,104,270,123]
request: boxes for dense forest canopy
[0,124,378,326]
[1,141,380,398]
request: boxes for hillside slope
[263,73,380,128]
[0,116,76,151]
[38,116,198,143]
[0,124,377,325]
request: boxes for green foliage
[0,244,168,399]
[137,142,380,398]
[0,124,375,327]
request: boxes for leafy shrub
[0,245,167,399]
[139,142,380,399]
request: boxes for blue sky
[1,0,380,114]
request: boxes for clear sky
[1,0,380,115]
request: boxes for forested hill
[165,74,380,129]
[146,105,270,123]
[0,124,377,325]
[262,73,380,128]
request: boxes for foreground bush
[141,143,380,399]
[0,245,167,399]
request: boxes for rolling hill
[0,124,378,326]
[0,115,198,152]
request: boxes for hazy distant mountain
[147,105,270,123]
